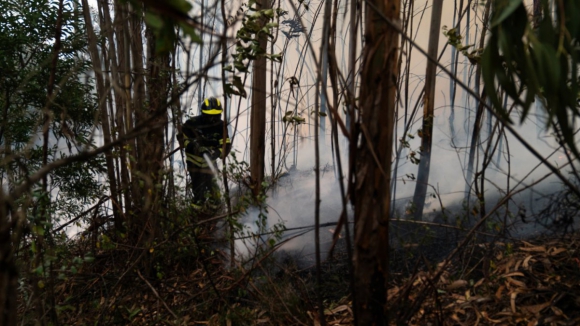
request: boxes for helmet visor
[201,108,223,115]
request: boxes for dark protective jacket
[181,115,231,169]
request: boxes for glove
[208,147,221,160]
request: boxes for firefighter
[179,97,231,211]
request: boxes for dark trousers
[188,167,218,204]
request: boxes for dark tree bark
[129,28,171,242]
[0,202,17,326]
[352,0,400,323]
[250,0,269,197]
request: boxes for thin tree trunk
[346,0,359,132]
[353,0,400,323]
[250,0,269,196]
[115,2,133,215]
[198,0,204,106]
[411,0,443,221]
[219,0,236,268]
[314,0,333,323]
[81,0,122,230]
[390,0,414,215]
[0,198,17,326]
[464,0,491,203]
[129,5,147,227]
[324,0,358,321]
[270,41,276,179]
[448,0,463,142]
[269,0,280,180]
[100,0,126,229]
[319,43,328,146]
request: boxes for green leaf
[543,46,560,89]
[234,61,247,72]
[261,27,274,37]
[154,27,177,53]
[33,265,44,275]
[491,0,523,27]
[232,76,247,97]
[144,12,164,29]
[262,9,275,18]
[128,307,142,320]
[179,22,202,43]
[167,0,193,13]
[265,53,283,62]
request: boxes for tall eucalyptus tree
[250,0,271,196]
[352,0,400,322]
[411,0,444,221]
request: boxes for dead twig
[137,269,179,320]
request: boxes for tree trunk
[352,0,400,323]
[129,4,146,219]
[81,0,122,230]
[464,0,491,204]
[411,0,443,221]
[346,0,359,131]
[0,202,17,326]
[249,0,269,197]
[129,28,170,242]
[114,1,133,216]
[99,0,128,231]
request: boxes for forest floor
[19,222,580,325]
[295,229,580,325]
[382,231,580,325]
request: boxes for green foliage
[224,3,286,98]
[1,3,108,323]
[129,0,202,53]
[53,154,106,199]
[283,110,306,125]
[0,3,106,278]
[442,26,482,64]
[223,152,285,256]
[0,0,102,193]
[398,131,422,165]
[482,0,580,159]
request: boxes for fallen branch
[137,269,179,320]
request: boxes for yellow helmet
[201,97,223,115]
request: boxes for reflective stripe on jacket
[180,115,232,167]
